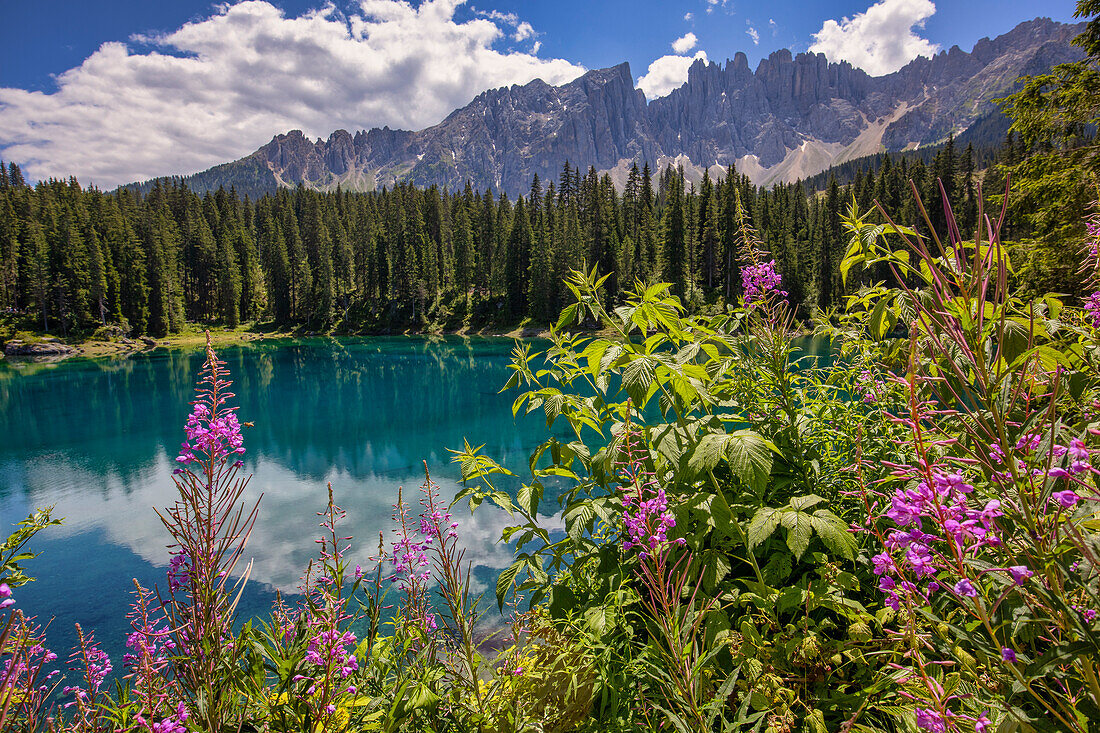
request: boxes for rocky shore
[3,338,80,358]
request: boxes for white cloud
[513,21,534,42]
[809,0,939,76]
[684,12,694,21]
[636,50,707,100]
[769,18,778,35]
[476,9,519,25]
[24,449,562,594]
[671,32,698,54]
[0,0,585,188]
[746,26,759,45]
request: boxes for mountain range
[132,17,1085,198]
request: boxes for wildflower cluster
[741,260,788,308]
[124,581,183,732]
[873,464,1004,611]
[290,486,364,728]
[857,369,890,404]
[389,488,435,632]
[158,334,259,732]
[618,432,683,559]
[61,624,112,730]
[174,402,245,468]
[987,433,1096,507]
[0,612,59,729]
[166,550,191,593]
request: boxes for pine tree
[0,195,19,309]
[86,222,108,325]
[302,194,335,326]
[660,170,687,297]
[452,201,474,308]
[22,219,50,331]
[505,196,531,318]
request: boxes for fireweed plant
[0,508,61,732]
[616,425,734,731]
[157,334,261,731]
[838,183,1100,729]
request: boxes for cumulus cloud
[809,0,939,76]
[0,0,585,188]
[636,50,707,100]
[684,12,694,21]
[747,26,759,45]
[671,32,698,54]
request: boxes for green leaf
[555,302,579,330]
[747,508,780,549]
[688,430,774,492]
[781,511,813,560]
[517,483,541,517]
[789,494,825,512]
[495,561,522,610]
[810,509,858,559]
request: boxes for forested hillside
[0,132,1086,337]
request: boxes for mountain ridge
[126,17,1086,198]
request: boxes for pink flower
[1069,438,1091,472]
[953,579,978,598]
[1085,292,1100,328]
[1007,566,1033,585]
[1052,490,1081,508]
[915,708,947,733]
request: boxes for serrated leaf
[789,494,825,511]
[810,509,857,559]
[555,302,579,330]
[688,430,774,492]
[495,561,522,610]
[747,508,780,549]
[783,512,813,560]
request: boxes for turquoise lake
[0,337,569,667]
[0,334,832,670]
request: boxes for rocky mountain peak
[154,17,1086,199]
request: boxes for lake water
[0,337,568,667]
[0,333,833,671]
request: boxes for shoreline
[1,322,559,362]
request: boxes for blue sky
[2,0,1081,92]
[0,0,1084,187]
